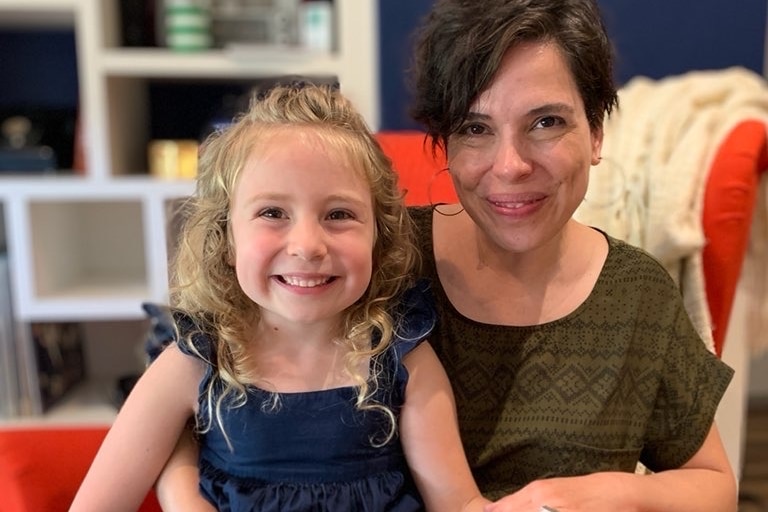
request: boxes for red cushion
[702,119,768,356]
[0,426,161,512]
[376,131,457,205]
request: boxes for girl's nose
[286,219,328,261]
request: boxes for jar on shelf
[163,0,213,51]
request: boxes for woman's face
[447,40,602,254]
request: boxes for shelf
[0,0,76,28]
[4,183,193,322]
[0,175,195,200]
[99,46,340,79]
[0,379,118,427]
[0,0,378,424]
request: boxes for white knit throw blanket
[574,67,768,354]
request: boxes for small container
[299,0,333,53]
[148,139,198,179]
[163,0,212,51]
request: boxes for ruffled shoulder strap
[172,312,216,363]
[391,279,437,359]
[141,302,215,365]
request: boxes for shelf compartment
[27,199,148,317]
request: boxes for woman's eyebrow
[465,102,576,121]
[527,102,576,117]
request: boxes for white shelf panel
[99,47,341,79]
[0,380,117,427]
[0,0,76,8]
[0,175,195,200]
[17,293,151,322]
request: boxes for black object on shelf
[0,108,77,172]
[120,0,158,47]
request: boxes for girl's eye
[328,209,354,221]
[258,207,285,219]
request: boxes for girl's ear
[225,237,236,267]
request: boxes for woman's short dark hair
[409,0,619,150]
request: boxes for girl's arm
[70,343,204,512]
[154,427,215,511]
[484,424,737,512]
[400,341,491,512]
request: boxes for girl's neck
[246,317,365,393]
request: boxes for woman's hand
[484,426,737,512]
[154,427,215,512]
[483,472,634,512]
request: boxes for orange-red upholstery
[0,426,160,512]
[376,131,456,205]
[0,125,763,510]
[702,119,768,356]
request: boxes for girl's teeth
[283,276,328,287]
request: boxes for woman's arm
[154,427,215,511]
[401,341,491,512]
[70,344,204,512]
[484,424,737,512]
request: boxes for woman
[156,0,736,510]
[408,1,735,510]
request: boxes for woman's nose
[492,138,533,179]
[286,219,328,261]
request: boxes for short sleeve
[640,291,734,471]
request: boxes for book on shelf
[0,253,20,418]
[0,254,88,418]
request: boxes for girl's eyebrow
[242,192,369,208]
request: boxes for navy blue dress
[172,282,435,512]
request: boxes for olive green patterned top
[409,206,734,500]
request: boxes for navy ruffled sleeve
[141,302,214,365]
[391,279,437,358]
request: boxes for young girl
[70,83,489,512]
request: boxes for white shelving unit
[0,0,380,425]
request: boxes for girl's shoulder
[141,302,215,365]
[390,279,437,359]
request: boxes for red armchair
[0,125,764,511]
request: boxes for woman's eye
[258,207,285,219]
[462,123,488,136]
[534,116,564,129]
[328,209,354,221]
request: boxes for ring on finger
[539,507,559,512]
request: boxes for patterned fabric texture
[409,206,733,500]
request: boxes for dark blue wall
[0,29,79,108]
[378,1,768,130]
[601,0,766,84]
[1,4,765,131]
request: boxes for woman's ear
[591,125,604,165]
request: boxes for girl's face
[447,40,603,254]
[229,128,375,330]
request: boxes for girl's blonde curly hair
[169,82,418,447]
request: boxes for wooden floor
[739,400,768,512]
